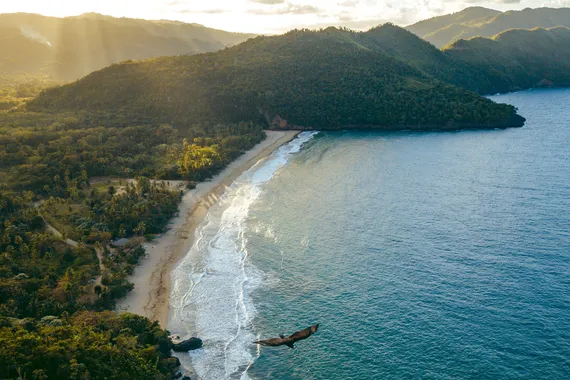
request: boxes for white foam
[170,132,317,379]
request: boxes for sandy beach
[115,130,299,326]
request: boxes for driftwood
[253,324,319,349]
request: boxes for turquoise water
[170,88,570,379]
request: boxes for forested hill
[444,27,570,94]
[406,7,570,48]
[29,27,524,131]
[0,12,255,80]
[362,24,570,94]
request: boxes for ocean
[169,88,570,379]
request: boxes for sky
[1,0,569,33]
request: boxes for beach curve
[115,130,300,326]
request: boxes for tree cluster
[0,311,177,379]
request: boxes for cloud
[337,0,359,6]
[250,0,286,4]
[464,0,521,3]
[289,17,384,30]
[165,1,228,14]
[179,8,227,14]
[249,4,321,15]
[145,0,545,33]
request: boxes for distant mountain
[29,27,523,131]
[406,7,570,47]
[444,27,570,93]
[0,12,255,80]
[406,7,500,41]
[362,24,570,94]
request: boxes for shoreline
[115,130,300,327]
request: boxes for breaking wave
[170,132,316,379]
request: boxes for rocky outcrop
[267,114,306,130]
[172,337,203,352]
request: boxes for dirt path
[43,220,78,248]
[93,247,106,287]
[36,204,106,286]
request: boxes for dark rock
[182,377,191,380]
[172,337,203,352]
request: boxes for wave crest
[170,132,317,379]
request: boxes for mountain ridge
[363,24,570,94]
[0,12,255,80]
[406,7,570,47]
[29,26,524,131]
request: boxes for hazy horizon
[1,0,567,34]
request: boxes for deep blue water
[171,88,570,379]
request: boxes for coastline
[115,130,300,327]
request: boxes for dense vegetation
[0,178,175,312]
[0,107,264,191]
[0,12,255,80]
[406,6,570,47]
[40,178,180,240]
[363,24,570,94]
[0,75,62,111]
[444,27,570,93]
[0,311,179,379]
[0,76,265,377]
[0,180,183,377]
[0,189,99,319]
[29,27,523,130]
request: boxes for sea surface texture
[170,88,570,379]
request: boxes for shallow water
[171,88,570,379]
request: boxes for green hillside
[359,24,467,82]
[361,24,570,94]
[407,7,570,48]
[29,27,523,131]
[0,12,255,80]
[444,27,570,93]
